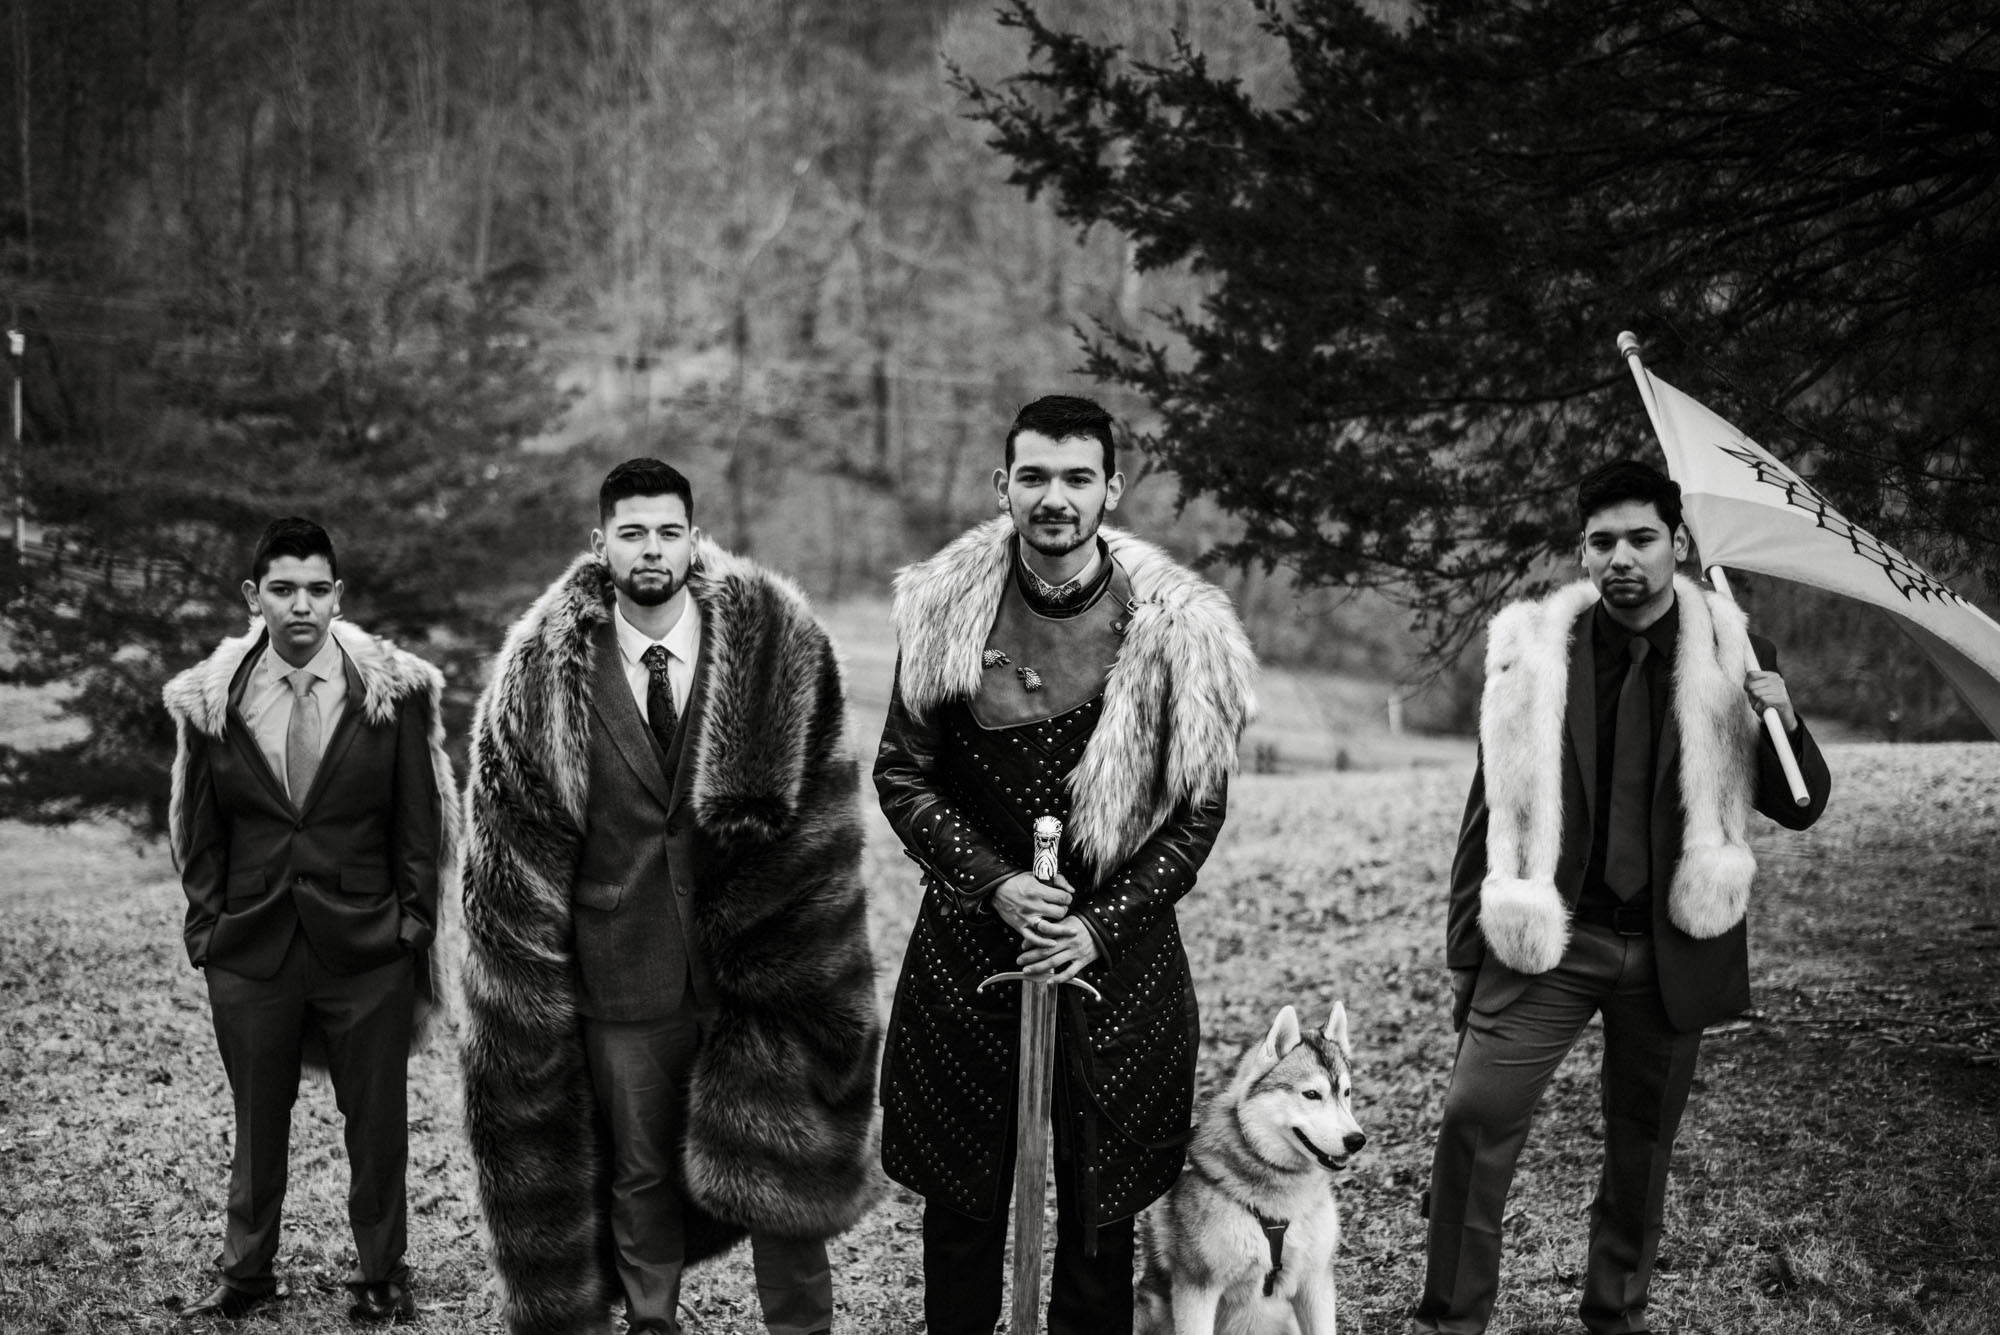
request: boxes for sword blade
[1009,974,1059,1334]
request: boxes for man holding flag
[1415,460,1832,1335]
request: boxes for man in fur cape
[1414,461,1832,1335]
[164,517,455,1324]
[458,459,879,1335]
[876,395,1256,1335]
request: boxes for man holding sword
[875,394,1257,1334]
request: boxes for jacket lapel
[295,646,364,817]
[589,619,674,811]
[1564,607,1597,827]
[224,634,296,815]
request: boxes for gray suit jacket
[571,616,716,1020]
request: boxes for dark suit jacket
[1447,614,1832,1032]
[570,616,717,1021]
[179,636,442,977]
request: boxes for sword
[978,815,1101,1335]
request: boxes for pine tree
[958,0,2000,651]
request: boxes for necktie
[285,669,321,805]
[641,644,678,758]
[1603,636,1652,900]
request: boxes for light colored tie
[285,669,321,804]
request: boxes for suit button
[675,885,688,896]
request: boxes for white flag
[1636,367,2000,738]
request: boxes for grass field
[3,738,1996,1334]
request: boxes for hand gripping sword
[978,815,1101,1335]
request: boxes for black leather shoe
[180,1284,275,1320]
[347,1281,416,1323]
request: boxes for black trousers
[921,1091,1137,1335]
[582,1012,833,1335]
[205,930,414,1293]
[1416,923,1702,1335]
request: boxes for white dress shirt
[240,632,348,793]
[614,600,699,726]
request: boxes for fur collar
[163,618,452,872]
[891,517,1256,877]
[478,538,834,847]
[1477,575,1761,973]
[163,617,444,741]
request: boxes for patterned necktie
[285,668,321,805]
[1603,636,1653,900]
[641,644,678,757]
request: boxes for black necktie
[1603,636,1652,900]
[641,644,678,758]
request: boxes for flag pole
[1616,332,1810,807]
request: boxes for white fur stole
[1478,576,1760,973]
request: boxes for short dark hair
[1577,459,1684,534]
[250,517,338,583]
[600,457,695,524]
[1004,394,1117,476]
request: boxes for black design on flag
[1720,445,1970,608]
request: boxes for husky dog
[1135,1004,1366,1335]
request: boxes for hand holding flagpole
[1617,332,1811,807]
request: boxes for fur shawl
[162,618,461,1055]
[1478,576,1761,974]
[458,544,880,1335]
[891,517,1257,877]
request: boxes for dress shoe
[180,1283,275,1320]
[347,1280,416,1323]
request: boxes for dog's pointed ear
[1324,1001,1351,1059]
[1261,1005,1301,1060]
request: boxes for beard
[1599,574,1657,607]
[1019,504,1103,559]
[613,563,685,607]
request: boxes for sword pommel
[1032,815,1062,883]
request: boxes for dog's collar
[1253,1209,1288,1297]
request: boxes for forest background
[1,0,1991,826]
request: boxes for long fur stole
[161,618,462,1057]
[1478,575,1761,974]
[458,544,881,1335]
[891,517,1257,878]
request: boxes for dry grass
[3,742,1995,1333]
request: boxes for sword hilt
[977,970,1103,1002]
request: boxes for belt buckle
[1612,904,1649,936]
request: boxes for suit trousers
[581,1013,834,1335]
[1416,923,1702,1335]
[205,930,414,1293]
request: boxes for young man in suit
[459,459,879,1335]
[165,518,455,1323]
[1413,460,1833,1335]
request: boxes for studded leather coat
[875,585,1230,1236]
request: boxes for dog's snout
[1344,1131,1367,1154]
